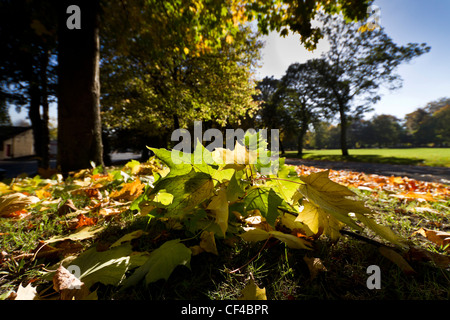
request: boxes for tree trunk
[339,105,349,156]
[57,0,103,175]
[40,50,50,169]
[28,77,43,164]
[297,125,307,157]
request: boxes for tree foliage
[312,13,430,155]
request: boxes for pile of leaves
[0,140,449,300]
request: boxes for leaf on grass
[121,239,192,289]
[148,170,214,217]
[35,189,52,199]
[378,246,416,275]
[413,228,450,251]
[14,283,38,300]
[206,187,228,236]
[110,230,147,248]
[57,199,78,216]
[199,231,218,255]
[67,243,148,289]
[110,178,145,201]
[52,265,85,300]
[244,187,283,226]
[297,170,365,232]
[355,213,407,249]
[238,278,267,300]
[390,192,437,202]
[74,214,98,229]
[45,225,105,244]
[240,228,312,250]
[406,246,450,269]
[303,256,327,280]
[0,193,40,218]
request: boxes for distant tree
[405,97,450,146]
[370,114,404,147]
[314,13,430,156]
[0,0,57,168]
[279,60,331,156]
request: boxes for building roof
[0,126,32,142]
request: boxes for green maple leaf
[149,169,214,217]
[121,239,192,289]
[244,186,283,226]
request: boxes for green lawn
[283,148,450,167]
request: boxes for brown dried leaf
[303,256,327,280]
[413,228,450,251]
[52,265,88,300]
[57,199,78,216]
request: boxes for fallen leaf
[238,278,267,300]
[110,230,147,248]
[406,246,450,269]
[0,193,40,218]
[413,228,450,251]
[199,231,218,255]
[379,246,416,275]
[52,265,88,300]
[14,283,38,300]
[74,214,98,229]
[45,225,105,244]
[35,189,52,199]
[303,256,327,280]
[110,178,145,201]
[206,187,229,237]
[57,199,78,216]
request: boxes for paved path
[284,158,450,185]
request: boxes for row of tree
[299,98,450,150]
[1,0,375,174]
[252,13,430,156]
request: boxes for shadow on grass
[284,152,426,166]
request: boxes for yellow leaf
[295,201,344,241]
[240,228,270,242]
[36,189,52,199]
[0,193,40,218]
[206,187,228,236]
[269,231,312,250]
[240,228,312,250]
[355,213,407,249]
[298,170,365,232]
[199,231,218,255]
[378,246,416,275]
[238,278,266,300]
[110,178,145,201]
[183,47,190,55]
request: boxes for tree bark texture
[57,0,103,175]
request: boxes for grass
[1,187,449,300]
[1,161,449,301]
[283,148,450,167]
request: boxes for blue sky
[9,0,450,124]
[256,0,450,120]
